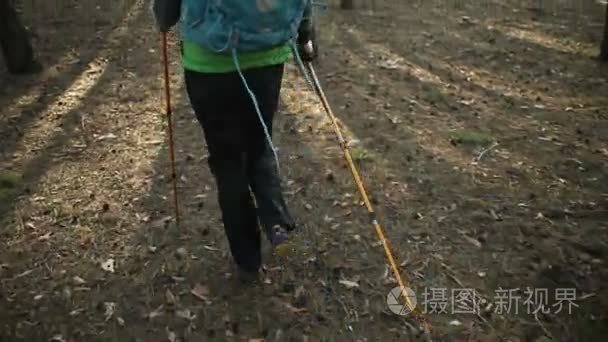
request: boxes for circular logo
[387,286,417,316]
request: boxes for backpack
[181,0,310,54]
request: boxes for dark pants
[185,64,295,272]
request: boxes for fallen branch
[474,143,499,162]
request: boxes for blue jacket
[152,0,315,52]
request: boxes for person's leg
[184,69,261,272]
[240,64,296,241]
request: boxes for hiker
[152,0,317,280]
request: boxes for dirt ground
[1,0,607,341]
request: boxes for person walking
[153,0,317,280]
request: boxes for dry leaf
[38,232,52,241]
[69,308,84,316]
[151,216,173,229]
[101,258,115,273]
[275,299,307,314]
[176,308,196,321]
[449,319,462,326]
[104,302,116,321]
[294,285,306,300]
[459,99,476,106]
[167,328,177,342]
[72,276,86,285]
[75,226,94,245]
[50,335,66,342]
[96,133,117,141]
[144,139,163,145]
[146,304,164,320]
[116,317,125,326]
[165,289,177,305]
[191,283,210,302]
[377,57,403,70]
[175,247,188,259]
[339,279,359,289]
[463,236,482,248]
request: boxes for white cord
[232,49,281,175]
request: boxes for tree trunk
[601,4,608,62]
[0,0,38,73]
[340,0,354,10]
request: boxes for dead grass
[449,129,495,147]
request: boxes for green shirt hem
[181,41,292,73]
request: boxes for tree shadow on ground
[316,2,608,339]
[0,0,140,167]
[1,1,606,340]
[0,0,145,222]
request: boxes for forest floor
[1,0,607,341]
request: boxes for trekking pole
[305,62,429,330]
[161,31,180,226]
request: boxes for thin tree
[601,3,608,62]
[340,0,354,10]
[0,0,40,73]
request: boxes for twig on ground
[474,142,499,162]
[534,310,553,340]
[335,296,351,319]
[445,272,465,288]
[440,262,465,288]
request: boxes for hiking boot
[267,225,295,257]
[236,267,261,285]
